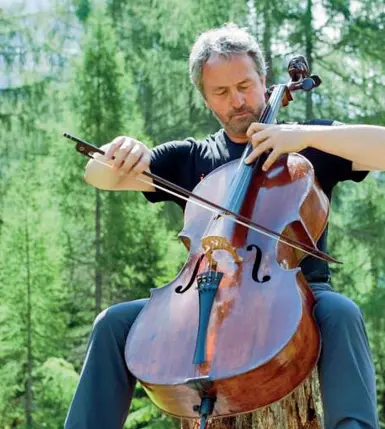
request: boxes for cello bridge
[201,236,243,267]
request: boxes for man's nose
[230,90,245,109]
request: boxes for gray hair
[189,23,266,95]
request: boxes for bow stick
[63,132,341,264]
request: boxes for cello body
[125,153,327,419]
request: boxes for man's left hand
[245,123,311,171]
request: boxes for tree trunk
[262,3,275,88]
[95,187,102,315]
[24,207,33,428]
[304,0,314,121]
[181,370,323,429]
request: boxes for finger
[250,129,271,148]
[246,122,269,138]
[245,139,273,164]
[112,140,136,169]
[105,136,125,159]
[119,143,143,174]
[262,149,280,171]
[129,152,151,177]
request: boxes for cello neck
[222,84,287,215]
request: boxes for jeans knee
[93,307,109,329]
[92,306,121,343]
[314,291,363,330]
[92,300,148,337]
[336,297,363,326]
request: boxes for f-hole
[247,244,271,283]
[175,254,205,294]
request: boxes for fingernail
[244,157,250,164]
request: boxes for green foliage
[328,173,385,422]
[0,135,70,427]
[34,358,79,428]
[74,0,91,22]
[74,7,126,143]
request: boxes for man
[65,23,384,429]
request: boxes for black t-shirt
[143,119,368,282]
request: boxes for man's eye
[214,89,226,95]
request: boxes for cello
[64,56,338,429]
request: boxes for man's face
[201,53,266,142]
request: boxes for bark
[304,0,314,121]
[262,3,275,88]
[95,187,102,315]
[181,370,323,429]
[25,208,33,428]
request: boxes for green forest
[0,0,384,428]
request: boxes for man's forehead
[205,51,252,65]
[202,53,258,87]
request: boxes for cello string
[230,85,282,211]
[87,156,331,262]
[135,176,326,260]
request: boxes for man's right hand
[84,136,155,192]
[105,136,152,178]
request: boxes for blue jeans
[64,283,379,429]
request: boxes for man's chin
[228,116,256,134]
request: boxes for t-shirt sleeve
[142,140,193,205]
[335,156,369,183]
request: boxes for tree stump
[181,369,323,429]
